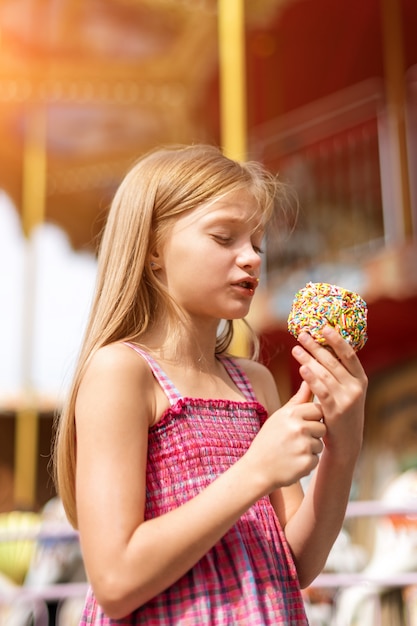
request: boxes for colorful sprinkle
[287,282,368,351]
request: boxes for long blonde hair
[53,144,286,527]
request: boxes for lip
[231,276,259,295]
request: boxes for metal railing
[1,501,417,624]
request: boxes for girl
[53,144,367,625]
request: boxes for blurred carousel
[0,0,417,624]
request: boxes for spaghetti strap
[218,355,258,402]
[123,342,182,405]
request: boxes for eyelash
[214,235,232,244]
[213,235,264,255]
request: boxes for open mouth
[239,281,254,290]
[234,279,258,292]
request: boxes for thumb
[287,381,313,406]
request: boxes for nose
[237,242,262,271]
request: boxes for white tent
[0,191,97,409]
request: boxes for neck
[139,318,222,370]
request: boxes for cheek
[164,247,207,287]
[164,236,232,281]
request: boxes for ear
[149,250,162,270]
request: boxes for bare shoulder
[80,342,157,392]
[233,357,280,413]
[84,342,150,377]
[76,342,156,427]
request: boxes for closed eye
[212,235,233,245]
[252,244,264,254]
[211,233,263,253]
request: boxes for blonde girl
[54,144,367,625]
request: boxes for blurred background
[0,0,417,623]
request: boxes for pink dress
[79,345,308,625]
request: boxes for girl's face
[154,189,264,323]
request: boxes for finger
[295,329,363,381]
[292,343,340,399]
[286,380,313,405]
[320,326,366,377]
[312,437,324,456]
[309,419,326,439]
[284,389,325,424]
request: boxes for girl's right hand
[246,381,326,492]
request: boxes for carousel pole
[218,0,247,161]
[14,105,47,508]
[380,0,413,241]
[218,0,249,355]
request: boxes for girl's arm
[75,343,325,619]
[270,325,367,588]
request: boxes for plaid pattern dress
[79,345,308,625]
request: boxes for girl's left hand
[291,325,368,461]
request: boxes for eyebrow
[201,210,263,229]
